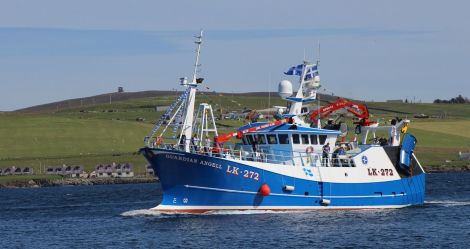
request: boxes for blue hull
[141,148,425,212]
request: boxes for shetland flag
[304,64,318,81]
[284,64,304,76]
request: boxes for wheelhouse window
[257,134,267,144]
[267,134,277,144]
[247,135,256,145]
[301,134,309,144]
[242,136,248,145]
[310,135,318,145]
[292,134,300,144]
[319,135,327,145]
[278,134,289,144]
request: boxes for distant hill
[15,90,342,113]
[15,91,175,113]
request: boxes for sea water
[1,173,469,248]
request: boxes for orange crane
[310,99,377,127]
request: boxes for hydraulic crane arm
[310,99,375,126]
[214,117,293,143]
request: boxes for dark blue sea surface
[1,173,469,249]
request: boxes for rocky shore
[0,177,157,188]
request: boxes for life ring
[155,136,164,145]
[305,146,314,154]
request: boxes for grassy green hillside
[412,121,470,139]
[0,93,469,178]
[410,122,470,167]
[0,115,150,158]
[366,102,470,118]
[0,113,152,174]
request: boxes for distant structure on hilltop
[386,99,403,103]
[118,87,124,93]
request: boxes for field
[410,122,470,167]
[411,121,470,139]
[0,93,469,183]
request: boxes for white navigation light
[278,80,293,99]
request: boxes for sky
[0,0,469,111]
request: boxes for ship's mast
[180,30,203,152]
[192,30,203,83]
[286,46,321,125]
[288,61,308,116]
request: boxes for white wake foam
[425,200,470,207]
[121,209,165,217]
[120,209,309,218]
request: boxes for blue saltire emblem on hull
[362,155,368,165]
[303,168,314,177]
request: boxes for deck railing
[151,142,356,168]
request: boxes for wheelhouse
[238,123,342,165]
[240,123,339,150]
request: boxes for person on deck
[390,119,398,146]
[212,136,222,157]
[204,136,212,155]
[251,138,260,161]
[179,135,186,150]
[322,143,331,166]
[191,135,199,152]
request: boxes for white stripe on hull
[185,184,406,199]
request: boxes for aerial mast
[180,30,204,152]
[192,30,203,83]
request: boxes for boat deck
[150,143,364,168]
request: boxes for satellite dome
[278,80,293,98]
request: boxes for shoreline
[1,165,469,189]
[0,176,157,188]
[425,165,470,173]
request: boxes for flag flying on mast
[285,63,318,81]
[284,64,304,76]
[304,64,318,81]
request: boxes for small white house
[95,163,134,178]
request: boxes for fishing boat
[140,31,425,213]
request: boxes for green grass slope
[365,102,470,118]
[0,113,151,173]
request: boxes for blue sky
[0,0,469,111]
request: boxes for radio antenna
[317,41,321,66]
[192,30,203,83]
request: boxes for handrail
[151,143,356,168]
[144,88,190,147]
